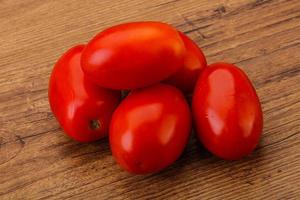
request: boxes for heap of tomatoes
[49,22,263,174]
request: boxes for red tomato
[192,63,263,160]
[48,45,120,142]
[81,22,186,90]
[165,32,207,94]
[110,84,191,174]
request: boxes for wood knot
[214,5,226,15]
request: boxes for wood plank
[0,0,299,199]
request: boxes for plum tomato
[48,45,121,142]
[81,22,186,90]
[165,32,207,94]
[110,84,192,174]
[192,63,263,160]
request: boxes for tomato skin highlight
[81,22,186,90]
[48,45,121,142]
[192,63,263,160]
[110,84,192,174]
[165,32,207,94]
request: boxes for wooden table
[1,0,299,199]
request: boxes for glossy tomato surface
[192,63,263,160]
[48,45,120,142]
[110,84,191,174]
[165,32,207,94]
[81,22,186,89]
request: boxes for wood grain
[0,0,299,199]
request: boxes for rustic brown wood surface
[0,0,300,199]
